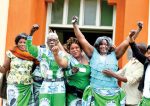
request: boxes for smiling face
[98,39,109,55]
[69,43,82,59]
[17,38,26,51]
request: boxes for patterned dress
[82,48,125,106]
[65,55,90,106]
[6,51,34,106]
[26,36,66,106]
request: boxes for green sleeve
[26,37,38,58]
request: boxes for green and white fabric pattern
[138,97,150,106]
[26,36,66,106]
[82,86,126,106]
[65,55,90,106]
[6,50,34,106]
[7,84,34,106]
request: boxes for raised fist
[30,24,39,36]
[137,21,143,29]
[129,29,136,43]
[71,16,78,24]
[51,46,59,55]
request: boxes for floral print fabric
[6,50,33,85]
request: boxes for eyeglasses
[47,39,58,42]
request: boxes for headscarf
[10,46,39,65]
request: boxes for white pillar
[0,0,9,65]
[148,0,150,45]
[0,2,9,103]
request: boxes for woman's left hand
[30,24,39,36]
[129,30,136,43]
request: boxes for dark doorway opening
[50,27,113,45]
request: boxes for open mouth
[19,46,26,51]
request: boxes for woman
[63,37,90,106]
[0,33,37,106]
[71,16,142,106]
[103,43,147,106]
[26,24,68,106]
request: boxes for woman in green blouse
[63,37,91,106]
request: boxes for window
[51,0,64,24]
[46,0,116,44]
[47,0,115,28]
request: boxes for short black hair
[15,33,27,45]
[147,45,150,51]
[137,43,147,54]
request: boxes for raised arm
[133,21,143,39]
[0,56,10,73]
[129,30,146,64]
[26,24,39,58]
[72,16,94,58]
[115,21,143,59]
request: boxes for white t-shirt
[143,64,150,98]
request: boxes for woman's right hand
[71,66,79,74]
[71,16,78,24]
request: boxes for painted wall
[122,0,149,66]
[108,0,149,67]
[5,0,49,51]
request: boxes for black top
[130,42,150,92]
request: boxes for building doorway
[50,27,113,45]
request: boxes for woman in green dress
[62,37,91,106]
[0,33,37,106]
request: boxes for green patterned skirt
[82,86,126,106]
[138,97,150,106]
[7,84,34,106]
[39,81,66,106]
